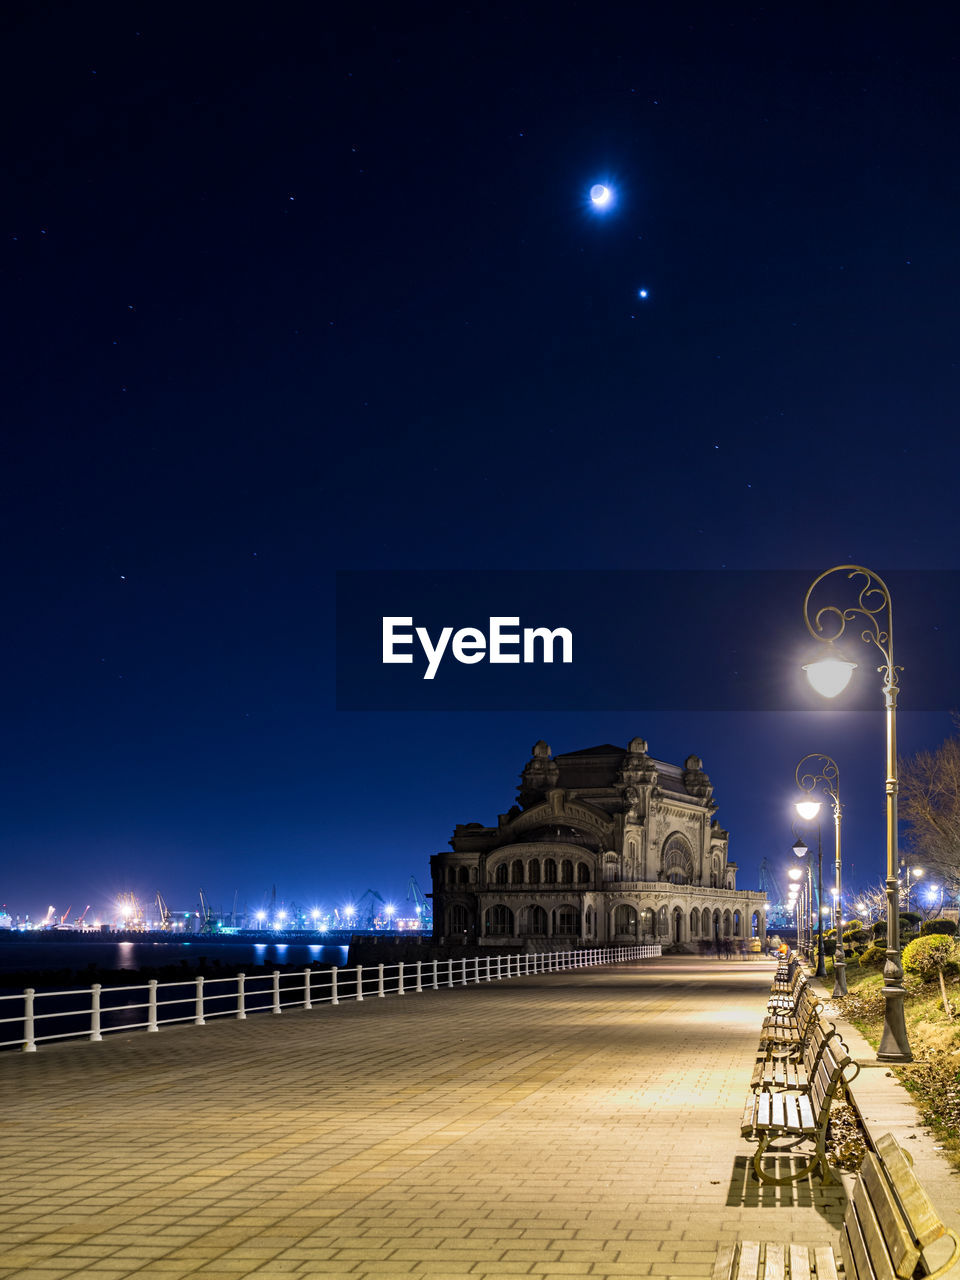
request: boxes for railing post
[432,959,438,990]
[447,959,453,989]
[398,962,405,995]
[304,968,312,1010]
[195,976,206,1026]
[23,988,36,1052]
[475,957,481,983]
[485,956,491,982]
[331,966,339,1005]
[237,973,246,1019]
[147,979,159,1032]
[415,960,422,993]
[91,983,103,1041]
[461,959,467,987]
[356,964,364,1001]
[378,964,385,998]
[272,970,281,1015]
[496,955,502,980]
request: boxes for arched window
[495,863,508,885]
[556,906,578,935]
[529,858,541,884]
[448,867,456,885]
[614,904,637,935]
[701,907,711,936]
[485,905,514,936]
[577,861,590,884]
[641,908,655,938]
[662,834,694,885]
[672,907,683,944]
[561,859,573,884]
[449,904,470,933]
[733,910,741,937]
[690,909,699,937]
[722,909,732,937]
[751,911,760,938]
[525,905,547,934]
[544,858,557,884]
[512,859,524,884]
[657,905,668,935]
[457,866,469,885]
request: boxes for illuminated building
[431,739,767,950]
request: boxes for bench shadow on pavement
[726,1155,846,1225]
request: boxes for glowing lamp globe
[795,799,822,822]
[792,838,809,858]
[590,183,611,206]
[803,645,857,698]
[788,867,803,882]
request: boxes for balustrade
[2,945,662,1053]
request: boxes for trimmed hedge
[920,919,957,937]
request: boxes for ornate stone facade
[430,739,767,951]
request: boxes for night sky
[3,4,959,923]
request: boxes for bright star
[638,288,649,299]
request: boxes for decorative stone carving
[518,740,560,807]
[683,755,714,801]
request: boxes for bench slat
[844,1203,877,1280]
[860,1151,920,1278]
[812,1245,839,1280]
[712,1242,737,1279]
[738,1240,761,1279]
[874,1132,945,1250]
[763,1242,785,1279]
[852,1170,900,1280]
[788,1245,811,1280]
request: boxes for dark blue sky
[2,3,959,921]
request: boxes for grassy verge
[827,957,960,1167]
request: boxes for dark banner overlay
[335,570,960,712]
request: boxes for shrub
[873,921,886,939]
[921,919,957,937]
[823,938,837,957]
[901,911,922,928]
[902,935,960,991]
[858,944,886,970]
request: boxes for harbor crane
[407,876,432,929]
[354,889,385,928]
[156,892,172,930]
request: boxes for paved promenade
[0,955,941,1279]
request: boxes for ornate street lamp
[802,564,911,1062]
[792,835,824,976]
[796,754,846,995]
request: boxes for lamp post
[787,867,803,954]
[802,564,911,1062]
[796,754,846,995]
[793,835,825,977]
[901,865,923,913]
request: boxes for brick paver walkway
[0,956,846,1280]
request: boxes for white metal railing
[0,944,661,1052]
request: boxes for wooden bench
[751,1018,844,1093]
[758,984,824,1056]
[741,1039,858,1186]
[714,1131,960,1278]
[768,968,808,1012]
